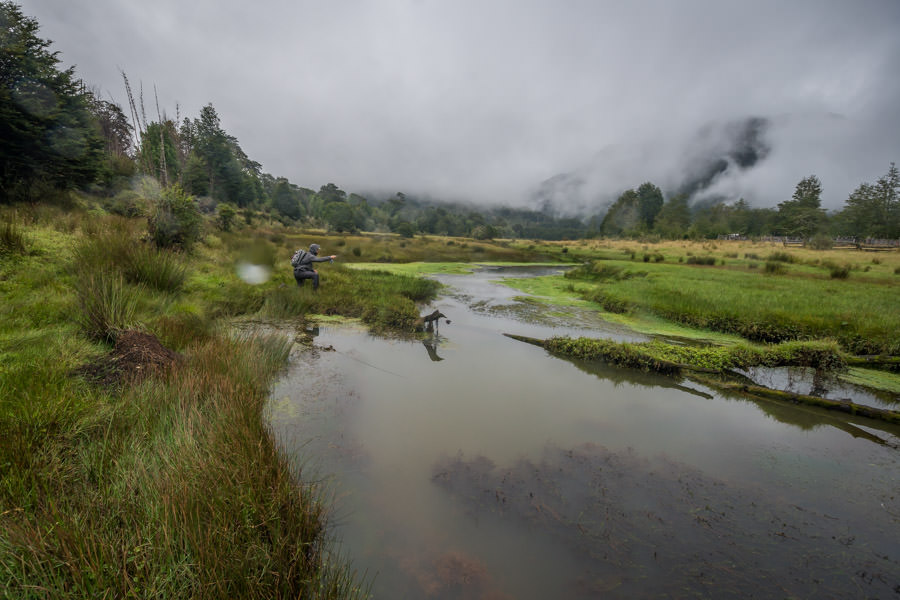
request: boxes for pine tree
[0,2,104,201]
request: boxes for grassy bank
[1,204,474,598]
[500,239,900,355]
[4,200,898,596]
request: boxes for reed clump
[0,218,27,255]
[546,337,847,374]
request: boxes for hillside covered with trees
[2,1,897,243]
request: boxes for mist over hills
[530,116,773,218]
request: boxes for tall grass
[124,245,187,292]
[1,332,363,599]
[0,218,27,255]
[73,227,186,293]
[74,272,142,341]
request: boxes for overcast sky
[18,0,900,211]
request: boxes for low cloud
[20,0,900,212]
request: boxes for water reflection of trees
[563,354,900,446]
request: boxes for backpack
[290,248,308,268]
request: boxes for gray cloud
[18,0,900,211]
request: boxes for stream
[267,265,900,599]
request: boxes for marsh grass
[564,258,900,354]
[73,226,187,293]
[0,218,27,255]
[547,336,846,373]
[124,245,187,293]
[75,272,142,342]
[3,210,378,598]
[1,334,363,599]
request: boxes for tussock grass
[73,226,187,293]
[0,218,27,255]
[125,245,187,293]
[74,272,142,342]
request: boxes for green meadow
[1,206,492,598]
[2,202,899,598]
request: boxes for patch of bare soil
[76,330,181,387]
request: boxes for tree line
[592,169,899,241]
[2,1,897,242]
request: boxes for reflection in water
[737,365,899,410]
[432,443,898,598]
[421,334,444,362]
[557,351,899,448]
[267,266,900,599]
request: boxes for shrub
[148,185,202,250]
[686,255,716,265]
[216,202,237,232]
[764,261,786,274]
[830,265,850,279]
[395,222,415,238]
[808,235,833,250]
[766,251,797,263]
[352,246,362,257]
[105,190,146,217]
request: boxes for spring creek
[266,265,900,599]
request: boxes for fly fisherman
[291,243,337,290]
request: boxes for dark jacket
[294,253,332,272]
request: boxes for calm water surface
[267,266,900,599]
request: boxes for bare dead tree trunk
[174,103,184,185]
[154,85,168,186]
[121,70,151,175]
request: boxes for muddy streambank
[267,266,900,599]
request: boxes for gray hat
[309,243,320,255]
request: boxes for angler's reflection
[422,334,444,362]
